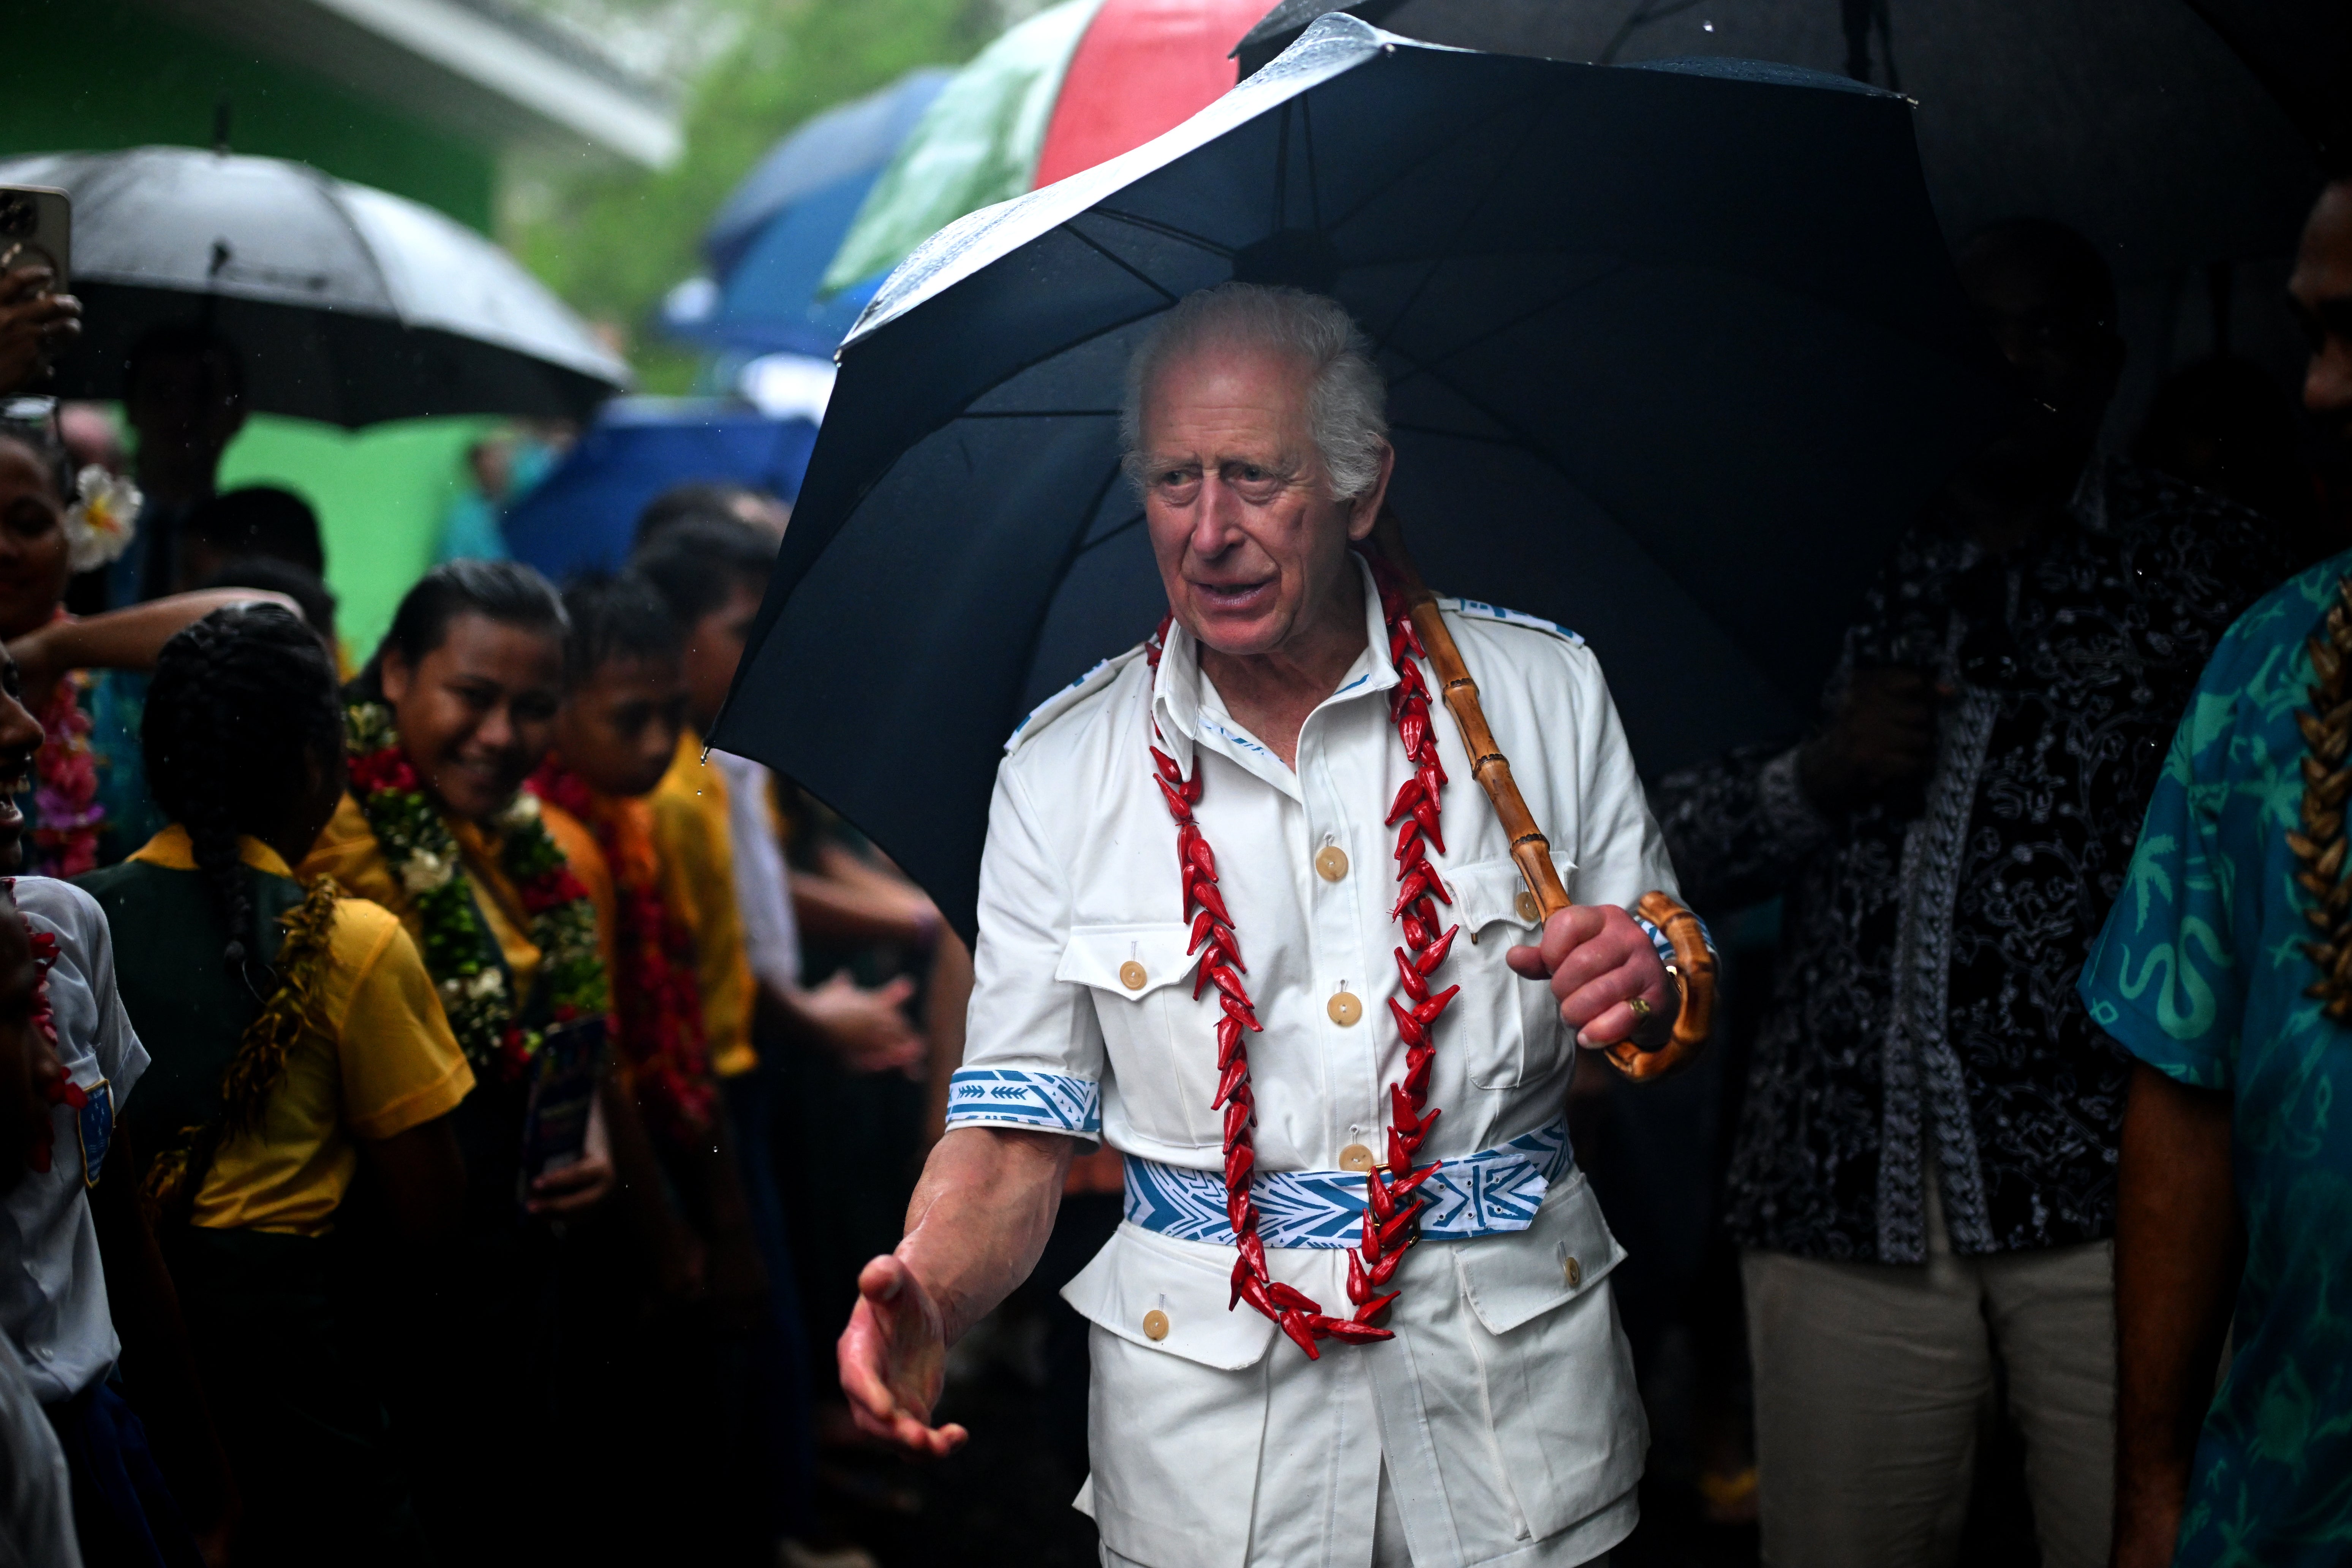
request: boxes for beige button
[1119,959,1147,991]
[1339,1143,1377,1173]
[1328,990,1363,1026]
[1315,844,1350,882]
[1563,1255,1583,1289]
[1516,890,1541,923]
[1142,1308,1170,1342]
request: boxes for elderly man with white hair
[838,283,1710,1568]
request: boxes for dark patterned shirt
[1655,460,2294,1261]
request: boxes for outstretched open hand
[839,1253,968,1458]
[1505,903,1673,1050]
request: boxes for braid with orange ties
[1144,551,1456,1359]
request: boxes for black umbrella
[710,16,2011,939]
[1239,0,2322,282]
[2182,0,2352,168]
[0,147,628,426]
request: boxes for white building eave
[149,0,683,169]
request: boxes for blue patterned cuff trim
[1123,1118,1574,1249]
[945,1069,1102,1136]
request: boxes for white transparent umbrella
[0,145,628,426]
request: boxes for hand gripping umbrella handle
[1368,510,1711,1080]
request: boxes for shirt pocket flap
[1056,922,1204,1000]
[1446,851,1579,941]
[1455,1170,1624,1336]
[1061,1222,1279,1371]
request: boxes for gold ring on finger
[1626,996,1652,1019]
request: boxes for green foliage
[511,0,1001,392]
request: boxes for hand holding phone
[0,187,77,397]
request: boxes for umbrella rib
[1081,209,1236,259]
[1059,222,1183,304]
[1382,343,1594,494]
[1273,101,1291,234]
[1304,96,1322,234]
[1364,106,1557,357]
[1324,87,1544,238]
[1388,420,1525,446]
[309,164,403,320]
[893,302,1170,460]
[1382,261,1628,394]
[958,408,1122,419]
[1074,509,1145,556]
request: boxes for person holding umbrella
[839,283,1709,1567]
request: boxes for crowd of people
[0,260,956,1568]
[0,114,2346,1568]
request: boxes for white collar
[1149,554,1400,786]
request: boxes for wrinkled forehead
[1137,335,1317,453]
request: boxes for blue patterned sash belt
[1122,1117,1574,1250]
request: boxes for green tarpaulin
[820,0,1103,296]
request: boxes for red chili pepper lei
[1141,554,1454,1359]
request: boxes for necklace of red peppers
[1144,556,1458,1360]
[11,886,86,1176]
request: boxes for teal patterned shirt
[2080,550,2352,1567]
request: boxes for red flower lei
[525,760,716,1141]
[1145,555,1458,1360]
[29,674,101,880]
[10,884,84,1175]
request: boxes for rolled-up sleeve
[946,762,1105,1140]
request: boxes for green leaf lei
[345,701,609,1079]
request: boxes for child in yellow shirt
[83,603,471,1567]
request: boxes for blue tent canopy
[667,67,952,358]
[502,398,817,583]
[705,67,954,275]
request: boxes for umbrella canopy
[2184,0,2352,166]
[501,398,817,583]
[0,147,628,427]
[668,67,953,357]
[819,0,1270,296]
[1236,0,2321,282]
[711,17,2012,940]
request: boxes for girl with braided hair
[80,602,472,1567]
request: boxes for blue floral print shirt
[2080,549,2352,1568]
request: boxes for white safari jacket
[948,562,1669,1568]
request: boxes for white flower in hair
[62,467,139,574]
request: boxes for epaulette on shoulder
[1005,645,1146,754]
[1437,596,1584,646]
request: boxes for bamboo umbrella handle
[1367,509,1706,1080]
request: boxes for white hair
[1119,283,1389,501]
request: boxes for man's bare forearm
[2114,1058,2240,1563]
[898,1125,1073,1344]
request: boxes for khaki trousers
[1740,1179,2115,1568]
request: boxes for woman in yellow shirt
[82,603,471,1567]
[295,560,622,1568]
